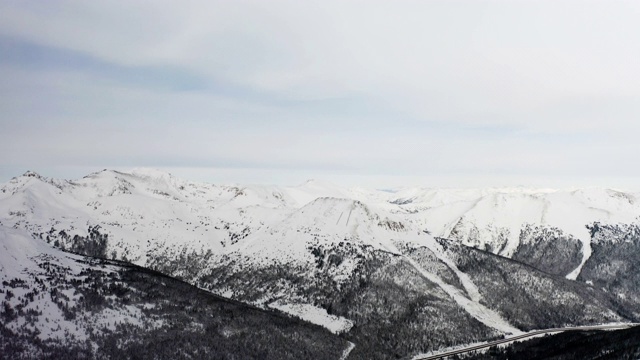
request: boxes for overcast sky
[1,1,640,188]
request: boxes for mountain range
[2,169,640,359]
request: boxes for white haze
[1,1,639,188]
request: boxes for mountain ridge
[3,168,640,358]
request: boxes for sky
[1,1,640,189]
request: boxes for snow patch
[269,302,353,334]
[566,236,592,280]
[403,255,521,335]
[339,341,356,360]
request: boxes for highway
[413,323,637,360]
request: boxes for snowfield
[2,169,640,341]
[269,302,354,334]
[3,170,639,266]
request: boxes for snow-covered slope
[394,187,640,278]
[2,169,639,359]
[3,170,640,297]
[0,225,350,359]
[0,170,369,264]
[238,197,409,262]
[0,225,152,343]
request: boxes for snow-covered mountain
[392,187,640,278]
[2,169,640,358]
[0,225,349,359]
[4,170,639,276]
[0,170,375,261]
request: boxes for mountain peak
[22,170,43,179]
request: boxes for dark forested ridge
[512,225,583,277]
[0,224,635,359]
[188,243,501,359]
[578,223,640,318]
[464,326,640,360]
[0,230,348,360]
[418,238,633,330]
[8,224,640,360]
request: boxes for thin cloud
[1,1,639,188]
